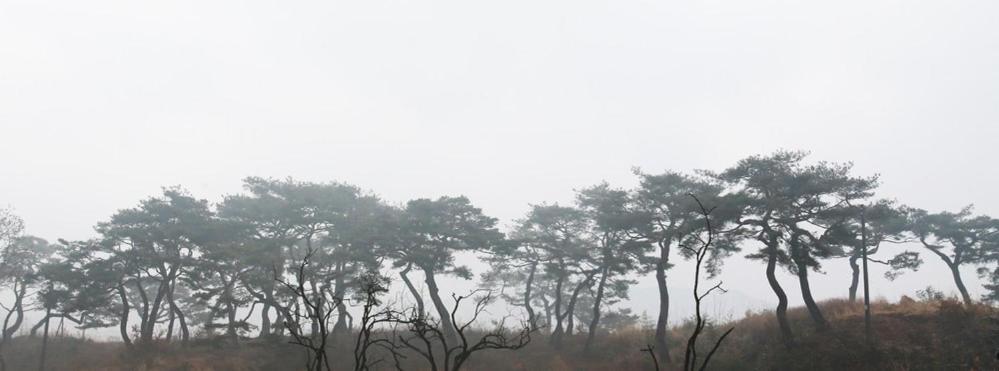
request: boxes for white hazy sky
[2,0,999,324]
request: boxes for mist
[2,1,998,370]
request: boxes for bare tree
[274,247,343,371]
[352,274,406,371]
[395,289,536,371]
[907,206,999,305]
[681,195,734,371]
[640,344,660,371]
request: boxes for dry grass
[707,297,999,371]
[4,298,997,370]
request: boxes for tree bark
[564,271,595,337]
[848,253,860,302]
[766,246,794,349]
[791,237,827,330]
[950,264,972,305]
[795,259,828,330]
[165,305,175,342]
[165,280,176,342]
[423,267,457,342]
[273,309,285,336]
[215,273,236,344]
[245,284,276,339]
[135,277,154,343]
[169,295,190,345]
[29,315,50,337]
[226,293,238,344]
[163,279,189,346]
[400,264,425,318]
[922,242,973,305]
[2,279,25,341]
[134,278,151,343]
[260,301,272,338]
[142,266,178,343]
[549,265,567,348]
[654,240,672,363]
[331,264,349,337]
[584,265,610,352]
[38,307,50,371]
[309,280,321,337]
[539,294,552,332]
[0,280,24,371]
[116,284,133,348]
[524,262,538,329]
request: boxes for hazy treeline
[1,150,997,368]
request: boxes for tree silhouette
[833,201,921,301]
[907,206,999,305]
[576,183,648,351]
[0,152,996,370]
[96,188,215,346]
[395,289,535,371]
[718,150,878,344]
[391,196,504,342]
[680,195,734,371]
[481,203,592,349]
[273,246,341,371]
[631,169,733,361]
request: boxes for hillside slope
[1,298,995,370]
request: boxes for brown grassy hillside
[707,298,998,370]
[3,298,996,371]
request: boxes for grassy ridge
[3,298,996,370]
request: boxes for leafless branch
[682,194,734,371]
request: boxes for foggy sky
[3,0,999,317]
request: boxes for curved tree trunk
[142,267,177,343]
[116,284,133,348]
[172,302,190,344]
[216,274,237,344]
[165,306,175,342]
[167,289,190,345]
[524,262,538,329]
[226,294,238,344]
[766,247,794,349]
[260,302,272,338]
[332,300,349,335]
[308,280,321,337]
[400,264,425,318]
[0,280,26,371]
[165,280,176,342]
[790,237,827,331]
[848,253,860,302]
[923,244,973,305]
[549,268,567,348]
[332,263,349,337]
[246,284,276,339]
[273,310,285,336]
[423,267,457,342]
[263,286,276,338]
[584,265,609,352]
[134,279,151,344]
[2,279,25,341]
[654,240,672,363]
[564,308,575,336]
[654,261,672,362]
[564,271,594,337]
[30,315,52,337]
[539,294,552,332]
[950,263,972,305]
[795,259,828,330]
